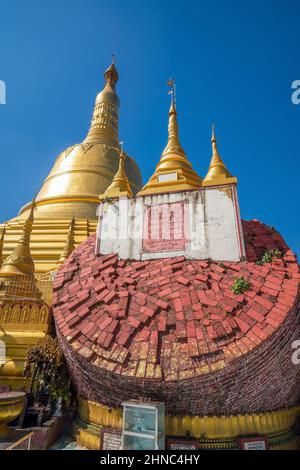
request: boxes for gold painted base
[75,397,300,450]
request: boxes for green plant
[48,373,71,401]
[256,249,283,265]
[231,276,250,295]
[24,335,71,403]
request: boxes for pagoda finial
[57,217,76,266]
[99,144,133,200]
[85,60,120,145]
[0,198,36,276]
[162,78,185,157]
[167,77,176,110]
[211,123,216,142]
[0,224,6,267]
[203,125,237,186]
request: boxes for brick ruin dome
[53,221,300,416]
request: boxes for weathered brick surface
[53,220,300,416]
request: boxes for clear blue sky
[0,0,299,255]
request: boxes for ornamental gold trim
[0,303,51,324]
[216,185,233,200]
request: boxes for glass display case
[121,400,165,450]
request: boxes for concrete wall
[97,185,245,262]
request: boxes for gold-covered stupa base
[138,168,202,195]
[202,174,237,187]
[74,397,300,450]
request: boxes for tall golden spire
[99,146,133,199]
[0,200,36,276]
[84,57,120,146]
[139,79,202,195]
[57,217,76,266]
[202,125,237,186]
[0,225,5,267]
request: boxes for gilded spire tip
[167,77,176,113]
[211,123,216,142]
[104,58,119,89]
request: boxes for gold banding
[75,397,300,450]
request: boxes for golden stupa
[0,60,142,274]
[99,149,133,200]
[139,82,202,195]
[202,124,237,186]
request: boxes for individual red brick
[177,275,190,286]
[97,316,112,330]
[103,291,118,304]
[196,325,204,340]
[260,286,279,297]
[173,298,183,312]
[123,277,136,286]
[253,295,273,310]
[235,318,250,334]
[186,320,196,338]
[221,319,233,335]
[140,305,158,317]
[127,316,141,328]
[247,309,265,323]
[252,325,268,340]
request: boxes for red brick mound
[53,220,300,415]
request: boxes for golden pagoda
[0,60,142,274]
[139,81,202,195]
[202,125,237,186]
[99,149,133,200]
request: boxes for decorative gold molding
[0,303,51,324]
[216,185,233,200]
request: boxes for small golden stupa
[99,149,133,200]
[56,217,75,267]
[0,201,42,303]
[202,125,237,186]
[139,80,202,195]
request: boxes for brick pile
[53,220,300,415]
